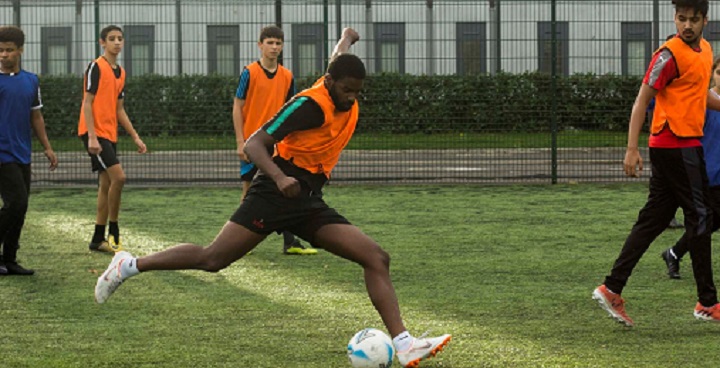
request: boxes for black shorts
[80,134,120,172]
[230,175,350,246]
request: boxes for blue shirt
[0,70,42,164]
[704,90,720,187]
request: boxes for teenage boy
[233,25,316,255]
[78,25,147,253]
[95,28,451,368]
[593,0,720,326]
[0,26,58,275]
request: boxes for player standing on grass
[593,0,720,326]
[0,26,58,275]
[78,25,147,253]
[660,54,720,279]
[94,27,451,367]
[233,25,316,255]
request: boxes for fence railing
[0,0,695,185]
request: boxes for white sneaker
[396,333,451,368]
[95,251,133,304]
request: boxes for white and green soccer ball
[347,328,395,368]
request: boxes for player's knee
[367,246,391,269]
[200,254,230,273]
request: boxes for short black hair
[100,25,123,41]
[259,25,284,42]
[0,26,25,47]
[327,53,366,81]
[672,0,709,17]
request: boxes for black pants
[0,163,31,263]
[604,147,718,306]
[672,186,720,259]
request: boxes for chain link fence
[1,0,707,186]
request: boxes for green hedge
[39,72,641,138]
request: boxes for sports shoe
[693,302,720,322]
[95,251,133,304]
[661,248,681,279]
[396,333,451,368]
[0,263,7,275]
[283,239,318,255]
[108,235,124,252]
[89,239,121,253]
[592,284,634,327]
[5,262,34,275]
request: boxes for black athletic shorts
[230,174,350,246]
[80,134,120,172]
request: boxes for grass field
[2,183,715,367]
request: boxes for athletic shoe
[396,333,451,368]
[0,263,7,275]
[661,248,681,279]
[283,239,318,255]
[95,251,132,304]
[693,302,720,322]
[668,218,684,229]
[108,235,124,252]
[592,284,634,327]
[5,262,34,275]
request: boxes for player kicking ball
[94,27,450,368]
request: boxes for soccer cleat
[283,239,318,255]
[89,239,114,253]
[592,284,634,327]
[95,251,133,304]
[693,302,720,322]
[396,333,451,368]
[5,262,34,275]
[0,263,7,275]
[107,235,124,252]
[661,248,681,279]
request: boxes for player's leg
[95,221,267,304]
[313,223,451,367]
[0,164,33,275]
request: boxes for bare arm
[117,99,147,153]
[329,27,360,61]
[244,130,300,198]
[624,84,657,177]
[708,91,720,111]
[232,97,248,161]
[30,110,58,171]
[82,93,102,155]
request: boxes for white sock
[120,257,140,280]
[393,331,413,352]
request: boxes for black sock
[283,231,296,245]
[92,224,106,243]
[109,221,119,243]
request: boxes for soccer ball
[347,328,395,368]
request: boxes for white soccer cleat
[95,251,133,304]
[396,333,451,368]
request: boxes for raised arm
[329,27,360,62]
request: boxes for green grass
[35,131,648,152]
[3,183,710,367]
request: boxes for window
[41,27,71,75]
[621,22,652,76]
[125,25,155,77]
[291,23,324,77]
[537,21,568,76]
[456,22,486,75]
[374,23,405,74]
[207,25,239,76]
[705,21,720,56]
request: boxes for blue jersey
[0,70,42,164]
[704,90,720,187]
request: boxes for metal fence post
[336,0,342,40]
[176,0,183,75]
[550,0,558,184]
[12,0,20,27]
[94,0,100,57]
